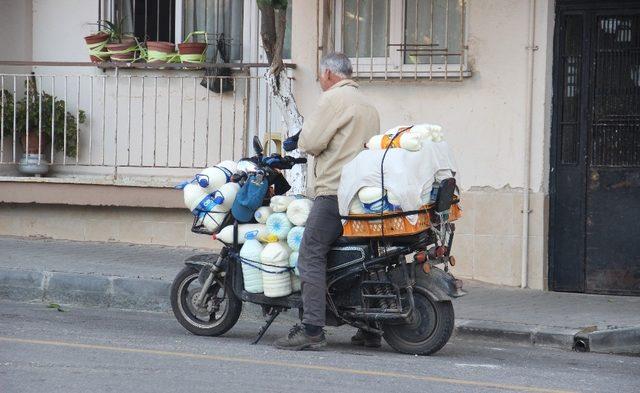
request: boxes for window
[331,0,468,79]
[110,0,245,62]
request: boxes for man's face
[319,69,343,92]
[319,69,332,91]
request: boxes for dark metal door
[551,2,640,295]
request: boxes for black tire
[382,287,454,355]
[170,265,242,336]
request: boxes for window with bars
[107,0,293,64]
[110,0,244,62]
[331,0,468,79]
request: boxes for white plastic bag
[286,226,305,251]
[270,195,295,212]
[266,212,293,241]
[260,241,292,298]
[286,198,313,226]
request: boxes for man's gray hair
[320,52,353,78]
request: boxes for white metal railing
[0,62,290,181]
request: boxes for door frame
[549,0,640,292]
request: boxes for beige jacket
[299,80,380,196]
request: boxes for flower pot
[18,154,49,176]
[107,37,138,62]
[146,41,177,63]
[20,132,46,155]
[177,42,207,63]
[84,31,110,63]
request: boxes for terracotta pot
[177,42,207,62]
[84,31,110,63]
[20,132,47,155]
[107,37,138,62]
[146,41,176,63]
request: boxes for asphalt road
[0,300,638,393]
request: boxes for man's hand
[283,131,301,152]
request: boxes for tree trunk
[258,2,307,194]
[264,69,306,194]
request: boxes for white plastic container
[286,198,314,226]
[387,190,402,211]
[358,187,389,213]
[197,165,232,194]
[214,182,240,211]
[254,206,273,224]
[270,195,295,212]
[290,275,301,292]
[217,160,238,174]
[260,241,292,297]
[214,224,267,244]
[348,197,366,214]
[200,205,229,232]
[183,183,211,212]
[366,132,422,152]
[239,231,264,293]
[289,251,299,276]
[266,212,293,241]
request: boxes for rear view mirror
[253,135,263,155]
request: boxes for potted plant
[1,76,86,176]
[145,40,178,64]
[178,31,208,63]
[84,30,111,63]
[101,18,139,62]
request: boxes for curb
[454,319,581,351]
[1,267,638,354]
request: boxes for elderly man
[275,53,381,350]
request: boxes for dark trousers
[297,195,343,327]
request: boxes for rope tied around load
[232,252,294,275]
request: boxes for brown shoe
[275,324,327,351]
[351,329,381,348]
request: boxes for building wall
[0,0,556,289]
[291,0,555,289]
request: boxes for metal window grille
[321,0,469,80]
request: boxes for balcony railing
[0,61,291,184]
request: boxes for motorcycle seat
[332,236,368,247]
[332,232,427,248]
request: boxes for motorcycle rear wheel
[170,265,242,336]
[382,287,454,355]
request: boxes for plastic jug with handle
[239,230,264,293]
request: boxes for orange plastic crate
[342,202,462,238]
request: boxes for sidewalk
[1,236,639,354]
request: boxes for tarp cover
[337,141,458,224]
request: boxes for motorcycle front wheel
[382,287,454,355]
[170,265,242,336]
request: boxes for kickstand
[251,308,281,345]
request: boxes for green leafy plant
[1,76,85,157]
[96,18,131,43]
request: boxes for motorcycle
[170,136,466,355]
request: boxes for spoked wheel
[382,287,454,355]
[170,265,242,336]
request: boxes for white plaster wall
[0,0,33,63]
[32,0,100,63]
[0,0,33,174]
[293,0,554,194]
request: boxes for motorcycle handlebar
[292,157,307,164]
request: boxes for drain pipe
[521,0,537,289]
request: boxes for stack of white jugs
[181,160,240,233]
[350,123,446,214]
[365,123,444,152]
[237,195,313,298]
